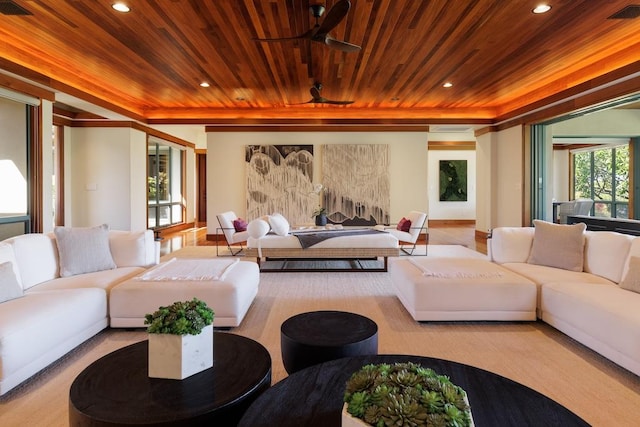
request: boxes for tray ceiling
[0,0,639,123]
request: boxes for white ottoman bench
[109,258,259,328]
[389,257,537,321]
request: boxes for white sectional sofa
[489,221,640,377]
[0,228,159,396]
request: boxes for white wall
[66,127,147,231]
[476,125,525,232]
[40,100,54,232]
[552,150,570,202]
[427,149,476,220]
[185,147,196,224]
[206,131,429,235]
[552,109,640,136]
[496,126,525,227]
[475,132,496,234]
[150,124,207,149]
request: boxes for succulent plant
[144,298,214,335]
[344,362,472,427]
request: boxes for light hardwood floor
[159,224,487,257]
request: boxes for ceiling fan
[295,82,354,105]
[254,0,361,53]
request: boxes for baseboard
[475,229,490,240]
[154,222,195,239]
[428,219,475,226]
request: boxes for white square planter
[148,324,214,380]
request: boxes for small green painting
[439,160,468,201]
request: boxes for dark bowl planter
[315,213,327,226]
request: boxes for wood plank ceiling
[0,0,639,124]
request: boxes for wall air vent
[608,5,640,19]
[0,0,32,15]
[430,125,473,133]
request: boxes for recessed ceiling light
[112,3,130,13]
[443,82,453,88]
[391,97,400,101]
[236,97,246,101]
[532,4,551,14]
[199,82,210,88]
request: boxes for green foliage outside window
[573,145,629,218]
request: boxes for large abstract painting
[439,160,468,201]
[246,145,316,225]
[322,145,390,226]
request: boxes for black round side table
[69,332,271,426]
[280,310,378,374]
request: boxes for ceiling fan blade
[254,27,315,43]
[310,86,322,100]
[254,35,304,42]
[316,0,351,36]
[324,35,361,52]
[320,99,354,105]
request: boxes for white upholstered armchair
[557,198,593,224]
[375,211,428,255]
[216,211,249,256]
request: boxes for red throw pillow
[397,217,411,232]
[233,218,248,232]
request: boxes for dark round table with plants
[238,354,589,427]
[69,332,271,426]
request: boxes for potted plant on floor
[145,298,215,380]
[343,362,474,426]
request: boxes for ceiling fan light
[112,2,130,13]
[532,4,551,14]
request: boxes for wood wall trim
[495,59,640,124]
[428,219,476,226]
[30,105,43,233]
[475,61,640,133]
[0,71,55,101]
[552,144,600,151]
[67,120,195,149]
[204,125,431,132]
[53,115,73,127]
[428,141,476,150]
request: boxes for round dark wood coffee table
[69,332,271,426]
[239,354,589,427]
[281,310,378,374]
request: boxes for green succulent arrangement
[343,362,472,427]
[144,298,214,335]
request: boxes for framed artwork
[439,160,468,201]
[322,144,390,226]
[245,145,315,224]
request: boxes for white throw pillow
[109,231,148,267]
[0,261,23,303]
[527,220,586,272]
[620,256,640,293]
[54,224,117,277]
[247,218,271,239]
[268,213,290,236]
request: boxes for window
[572,144,629,218]
[147,139,185,228]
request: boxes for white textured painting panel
[322,145,390,225]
